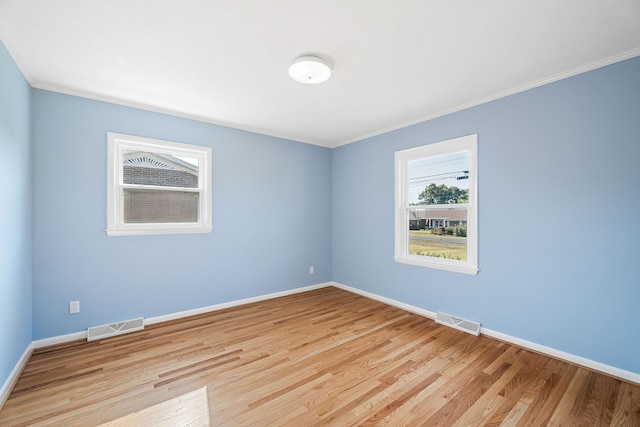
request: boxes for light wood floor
[1,287,639,426]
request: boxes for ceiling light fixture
[288,55,332,84]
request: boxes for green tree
[418,183,468,205]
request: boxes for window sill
[394,256,479,275]
[106,226,213,237]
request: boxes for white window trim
[106,132,213,236]
[394,134,478,275]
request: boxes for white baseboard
[10,279,638,403]
[480,328,640,385]
[32,331,87,349]
[31,282,333,349]
[145,282,332,325]
[1,282,331,410]
[0,342,34,411]
[331,282,437,320]
[331,281,640,385]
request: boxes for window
[395,134,478,275]
[106,132,212,236]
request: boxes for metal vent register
[87,317,144,341]
[435,311,480,336]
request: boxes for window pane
[408,152,469,205]
[124,189,198,223]
[408,207,467,261]
[122,150,199,188]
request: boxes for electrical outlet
[69,300,80,314]
[309,266,315,275]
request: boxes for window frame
[106,132,213,236]
[394,134,478,275]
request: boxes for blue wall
[0,42,32,389]
[332,56,640,374]
[31,90,332,339]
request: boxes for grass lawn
[409,231,467,261]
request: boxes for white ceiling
[1,1,639,148]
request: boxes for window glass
[122,150,199,188]
[407,152,469,261]
[123,189,199,223]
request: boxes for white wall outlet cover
[69,301,80,314]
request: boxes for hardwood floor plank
[449,362,523,427]
[610,382,640,427]
[546,366,590,426]
[360,372,443,426]
[1,287,638,426]
[515,359,579,426]
[581,373,621,426]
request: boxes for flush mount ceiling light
[288,55,332,84]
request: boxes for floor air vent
[87,317,144,341]
[435,311,480,336]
